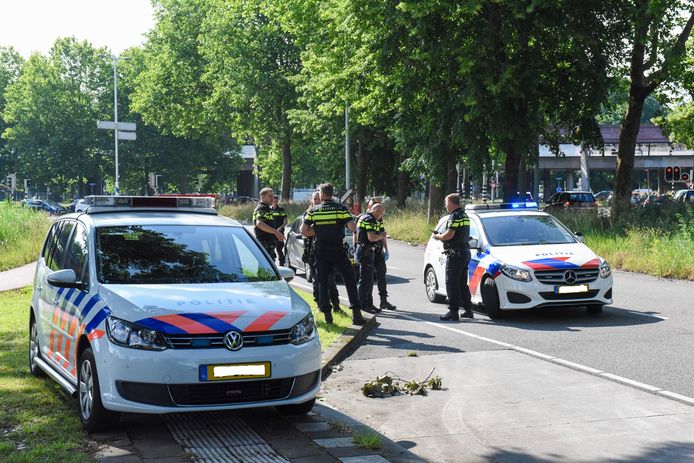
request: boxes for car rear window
[95,225,278,284]
[569,193,595,202]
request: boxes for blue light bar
[465,202,539,211]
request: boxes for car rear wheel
[276,398,315,416]
[482,277,504,319]
[586,304,603,314]
[78,348,119,432]
[29,317,46,378]
[425,267,446,303]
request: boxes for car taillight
[564,201,571,207]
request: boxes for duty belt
[443,248,467,256]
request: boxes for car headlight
[106,316,167,351]
[290,313,316,345]
[599,258,611,278]
[500,265,532,282]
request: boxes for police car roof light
[83,195,217,213]
[465,202,539,211]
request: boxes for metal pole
[113,57,120,195]
[345,102,350,190]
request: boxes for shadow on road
[360,325,465,354]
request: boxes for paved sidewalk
[321,350,694,463]
[0,262,35,292]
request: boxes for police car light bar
[465,202,539,211]
[83,195,217,213]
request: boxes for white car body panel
[423,209,613,311]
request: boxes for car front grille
[164,329,292,349]
[116,370,320,407]
[534,268,599,285]
[539,290,600,300]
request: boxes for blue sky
[0,0,154,57]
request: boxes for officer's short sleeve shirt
[356,213,379,244]
[444,208,471,250]
[304,200,353,245]
[253,203,275,242]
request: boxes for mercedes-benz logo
[223,331,244,351]
[564,270,577,284]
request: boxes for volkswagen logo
[223,331,244,351]
[564,270,577,284]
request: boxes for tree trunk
[397,168,408,208]
[503,144,521,202]
[446,152,458,194]
[427,182,443,223]
[280,136,291,201]
[613,90,645,216]
[356,126,368,207]
[517,154,529,198]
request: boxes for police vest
[356,213,379,245]
[253,203,275,242]
[304,200,353,246]
[443,208,470,250]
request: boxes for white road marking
[394,311,694,408]
[386,265,399,270]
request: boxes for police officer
[366,198,396,311]
[270,195,288,266]
[303,191,343,314]
[355,204,386,313]
[301,183,366,325]
[432,193,473,321]
[253,188,284,259]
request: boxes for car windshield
[96,225,278,284]
[568,193,594,202]
[481,214,576,246]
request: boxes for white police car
[423,202,613,318]
[29,196,320,432]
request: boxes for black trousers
[445,250,473,312]
[356,245,375,308]
[374,249,388,302]
[260,241,277,261]
[315,244,360,312]
[276,240,286,266]
[311,261,340,309]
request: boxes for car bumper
[496,274,613,310]
[93,336,322,413]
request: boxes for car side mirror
[469,238,481,250]
[277,266,295,282]
[47,269,82,288]
[574,231,584,243]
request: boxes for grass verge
[292,288,352,351]
[0,203,53,272]
[0,287,91,463]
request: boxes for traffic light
[665,166,673,182]
[681,172,690,182]
[673,166,681,181]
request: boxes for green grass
[0,203,53,271]
[352,429,383,450]
[292,288,352,351]
[0,287,91,463]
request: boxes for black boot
[321,308,334,324]
[332,304,347,315]
[440,310,459,321]
[380,300,397,311]
[352,308,367,325]
[460,309,474,319]
[362,305,382,314]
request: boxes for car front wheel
[482,277,504,319]
[78,348,119,432]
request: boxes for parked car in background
[543,191,597,214]
[25,199,66,215]
[675,189,694,203]
[642,192,669,207]
[66,199,88,213]
[594,191,613,204]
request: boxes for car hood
[98,281,309,335]
[489,243,600,270]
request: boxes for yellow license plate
[556,284,589,294]
[199,362,271,381]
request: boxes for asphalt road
[300,237,694,399]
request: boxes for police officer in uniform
[301,183,366,325]
[433,193,473,321]
[355,204,386,313]
[366,198,396,311]
[303,191,343,314]
[253,188,284,258]
[270,195,288,266]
